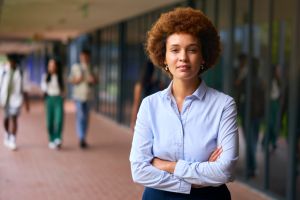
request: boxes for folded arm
[174,97,238,186]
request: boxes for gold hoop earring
[200,64,205,71]
[165,65,169,71]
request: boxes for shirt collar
[192,80,207,100]
[161,80,208,100]
[161,81,173,100]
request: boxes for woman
[130,7,238,199]
[41,58,64,149]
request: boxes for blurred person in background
[130,61,161,131]
[0,54,28,150]
[247,58,265,178]
[41,57,65,150]
[263,64,281,151]
[234,53,247,129]
[235,56,265,178]
[68,50,97,149]
[130,7,238,200]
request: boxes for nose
[179,50,187,62]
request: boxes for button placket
[176,128,184,160]
[169,95,186,160]
[177,110,185,160]
[178,97,195,160]
[168,97,183,160]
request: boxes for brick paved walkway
[0,101,272,200]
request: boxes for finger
[209,153,218,162]
[209,148,222,162]
[209,153,219,162]
[151,157,157,164]
[216,148,223,158]
[151,157,160,165]
[213,148,223,161]
[210,147,222,159]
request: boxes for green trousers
[45,96,64,142]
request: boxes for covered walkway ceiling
[0,0,181,54]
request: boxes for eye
[187,48,198,53]
[170,48,179,53]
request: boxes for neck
[172,78,201,100]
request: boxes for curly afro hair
[146,7,221,75]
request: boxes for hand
[24,101,30,112]
[208,147,222,162]
[151,157,176,174]
[74,76,83,84]
[87,75,96,84]
[23,92,30,112]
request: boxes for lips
[177,65,191,70]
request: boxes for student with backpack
[0,54,26,150]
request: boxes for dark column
[225,0,236,96]
[214,0,219,29]
[287,0,300,199]
[187,0,195,8]
[245,0,254,181]
[263,0,274,191]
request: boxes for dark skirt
[142,184,231,200]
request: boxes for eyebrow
[169,43,200,47]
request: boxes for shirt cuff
[179,179,191,194]
[174,159,188,178]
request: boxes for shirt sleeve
[174,97,239,186]
[129,97,192,194]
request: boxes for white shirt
[41,74,61,96]
[0,67,23,108]
[270,79,280,100]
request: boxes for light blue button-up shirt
[129,80,239,194]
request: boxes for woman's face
[48,59,57,74]
[165,33,204,82]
